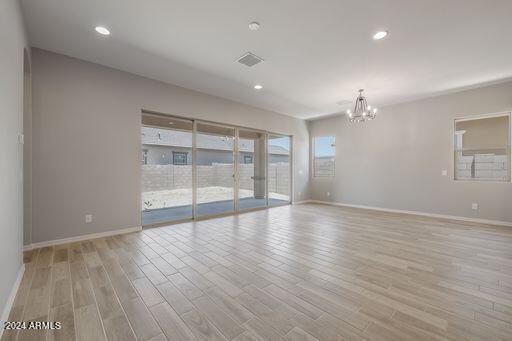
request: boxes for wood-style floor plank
[5,203,512,341]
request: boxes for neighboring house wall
[143,145,288,165]
[456,116,509,153]
[141,126,290,165]
[268,154,289,164]
[31,49,309,244]
[143,145,192,165]
[0,0,28,325]
[309,80,512,223]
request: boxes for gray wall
[0,0,28,321]
[309,80,512,223]
[24,69,32,246]
[31,48,310,244]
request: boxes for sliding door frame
[141,113,195,227]
[195,120,236,219]
[192,120,197,219]
[267,133,293,207]
[234,128,240,213]
[236,128,269,213]
[141,110,293,227]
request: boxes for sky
[314,136,335,157]
[268,136,290,151]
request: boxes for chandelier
[346,89,377,122]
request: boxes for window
[141,149,148,165]
[173,151,188,165]
[314,136,335,177]
[454,113,510,181]
[243,155,253,164]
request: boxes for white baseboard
[23,226,142,251]
[292,200,312,205]
[308,200,512,227]
[0,263,25,336]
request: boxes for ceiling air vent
[236,52,264,67]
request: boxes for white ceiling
[21,0,512,120]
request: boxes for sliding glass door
[141,112,292,226]
[196,123,235,217]
[141,115,193,225]
[238,129,267,210]
[268,134,291,206]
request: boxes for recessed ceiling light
[254,84,263,90]
[95,26,110,36]
[373,31,388,40]
[248,22,260,31]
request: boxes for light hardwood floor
[3,203,512,341]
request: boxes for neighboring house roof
[141,126,289,155]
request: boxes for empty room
[2,0,512,340]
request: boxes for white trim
[292,200,312,205]
[23,226,142,251]
[308,200,512,227]
[1,264,25,336]
[454,111,511,122]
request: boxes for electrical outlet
[85,214,93,223]
[442,170,448,176]
[471,203,478,210]
[327,192,331,197]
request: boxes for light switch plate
[85,214,92,223]
[442,170,448,176]
[17,133,24,144]
[472,203,478,210]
